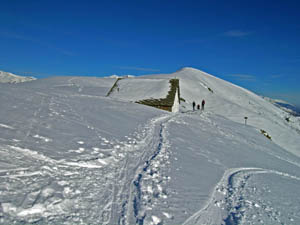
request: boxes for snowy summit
[0,67,300,225]
[0,70,36,83]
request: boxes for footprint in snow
[68,148,85,153]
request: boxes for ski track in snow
[0,83,162,224]
[131,116,170,225]
[0,123,14,129]
[0,105,175,224]
[1,140,125,223]
[3,102,299,225]
[1,98,299,225]
[108,113,174,225]
[182,167,300,225]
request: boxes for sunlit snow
[0,70,36,83]
[0,68,300,225]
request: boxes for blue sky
[1,0,300,107]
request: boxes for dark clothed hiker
[201,100,205,110]
[192,101,196,111]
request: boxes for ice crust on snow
[0,68,300,224]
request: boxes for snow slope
[109,77,170,102]
[262,96,300,117]
[0,70,36,83]
[148,67,300,157]
[0,68,300,225]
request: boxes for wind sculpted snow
[1,69,300,224]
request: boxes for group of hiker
[192,100,205,111]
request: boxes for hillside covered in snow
[0,70,36,83]
[262,96,300,117]
[0,68,300,225]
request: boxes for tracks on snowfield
[132,120,165,225]
[112,113,175,225]
[118,110,300,225]
[182,167,300,225]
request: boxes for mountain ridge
[102,67,300,156]
[0,70,36,83]
[262,96,300,117]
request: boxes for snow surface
[0,70,36,83]
[148,67,300,157]
[0,68,300,225]
[109,77,170,102]
[109,75,136,79]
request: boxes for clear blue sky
[1,0,300,107]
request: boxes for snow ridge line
[182,167,300,225]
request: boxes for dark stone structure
[136,79,180,112]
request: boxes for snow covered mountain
[109,74,136,79]
[0,68,300,225]
[262,96,300,117]
[0,70,36,83]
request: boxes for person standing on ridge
[192,101,196,111]
[201,99,205,110]
[197,104,200,110]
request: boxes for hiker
[197,104,200,110]
[201,99,205,110]
[192,101,196,111]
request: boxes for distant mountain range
[275,102,300,117]
[262,96,300,117]
[0,70,36,83]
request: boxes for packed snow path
[114,114,174,225]
[182,167,300,225]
